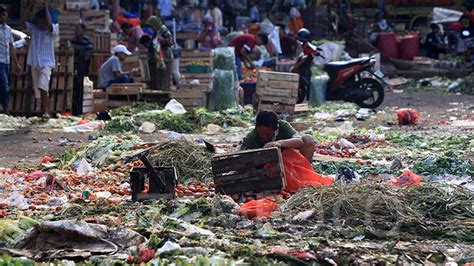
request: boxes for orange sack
[282,149,334,192]
[239,199,280,219]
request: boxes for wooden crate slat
[258,88,298,98]
[214,167,282,184]
[258,96,297,105]
[257,80,299,91]
[258,71,299,82]
[212,148,281,174]
[258,102,295,113]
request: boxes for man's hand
[263,141,282,149]
[244,61,255,69]
[132,68,140,75]
[15,64,22,75]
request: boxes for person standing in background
[208,0,223,28]
[288,4,304,35]
[25,3,59,118]
[70,23,93,74]
[0,5,21,115]
[121,22,144,52]
[157,0,174,23]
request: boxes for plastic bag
[397,108,420,125]
[282,149,334,192]
[212,47,236,71]
[390,170,421,187]
[239,199,280,219]
[165,99,187,114]
[208,69,237,111]
[309,75,328,107]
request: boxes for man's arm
[44,3,54,32]
[240,48,255,68]
[264,137,304,149]
[10,43,21,74]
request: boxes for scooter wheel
[355,78,385,109]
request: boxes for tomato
[0,203,7,209]
[208,182,215,188]
[184,190,193,196]
[29,205,37,210]
[40,156,54,164]
[193,192,204,198]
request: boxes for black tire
[355,78,384,109]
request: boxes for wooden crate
[211,147,286,195]
[256,71,299,113]
[92,31,113,52]
[179,49,212,86]
[57,10,110,46]
[66,0,90,10]
[8,48,74,115]
[170,84,209,109]
[106,83,145,108]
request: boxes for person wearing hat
[197,16,222,52]
[98,45,138,89]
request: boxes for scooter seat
[324,57,371,72]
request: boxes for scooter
[292,42,386,109]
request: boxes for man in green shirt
[241,111,315,161]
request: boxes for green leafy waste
[412,151,474,177]
[104,107,254,134]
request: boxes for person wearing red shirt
[229,33,268,79]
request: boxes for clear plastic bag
[309,75,328,107]
[212,47,236,71]
[208,70,237,111]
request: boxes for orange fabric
[117,17,141,27]
[239,199,280,219]
[397,108,419,125]
[391,170,421,187]
[282,149,333,192]
[289,16,304,35]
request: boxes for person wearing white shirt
[0,5,20,115]
[25,3,59,117]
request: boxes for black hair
[209,0,216,8]
[0,4,7,14]
[121,23,133,30]
[257,33,269,45]
[35,8,47,20]
[77,23,86,31]
[430,23,440,31]
[139,35,152,45]
[256,111,278,129]
[276,23,286,30]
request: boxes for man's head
[256,111,279,143]
[256,33,269,46]
[430,23,440,33]
[113,44,132,61]
[121,23,133,36]
[75,23,86,37]
[209,0,216,9]
[203,15,214,28]
[141,8,151,21]
[0,5,8,24]
[34,8,49,29]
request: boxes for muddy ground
[0,90,473,169]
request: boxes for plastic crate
[185,65,211,73]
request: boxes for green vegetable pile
[104,107,254,134]
[149,141,213,184]
[0,216,39,247]
[67,135,142,167]
[412,151,474,177]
